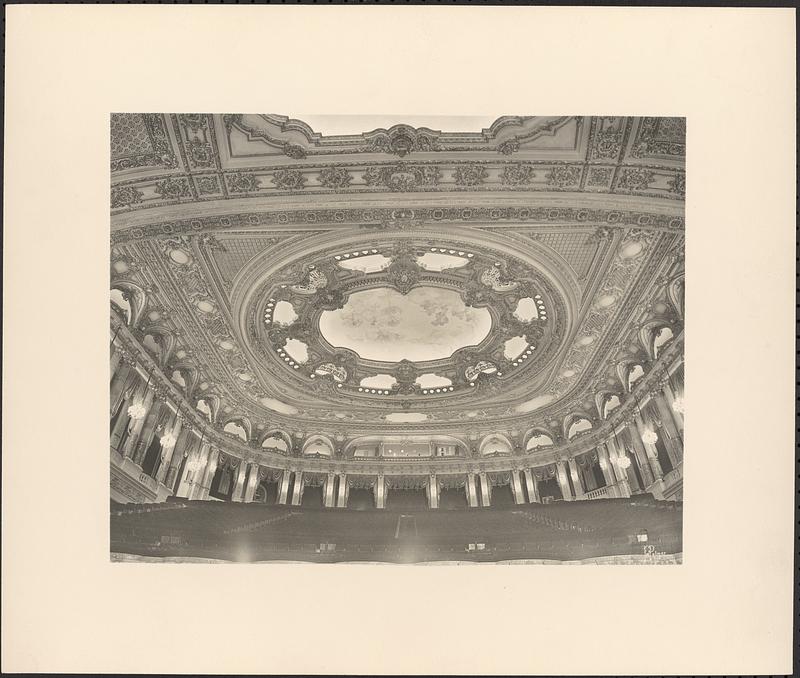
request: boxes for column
[662,379,684,433]
[175,437,208,499]
[607,434,634,496]
[194,447,218,500]
[231,460,248,502]
[110,344,125,384]
[510,470,525,504]
[121,382,155,460]
[155,414,183,483]
[653,391,683,465]
[466,473,479,507]
[335,473,347,508]
[110,370,139,450]
[523,469,540,503]
[627,422,657,490]
[568,459,585,499]
[291,470,304,506]
[324,472,336,508]
[130,396,164,466]
[427,474,439,509]
[277,470,291,504]
[374,474,386,509]
[478,473,492,507]
[163,428,193,491]
[556,461,573,500]
[244,463,260,502]
[597,444,616,487]
[110,358,133,409]
[634,415,664,481]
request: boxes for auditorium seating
[110,496,682,563]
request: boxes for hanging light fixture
[127,371,151,421]
[671,395,685,415]
[641,429,659,445]
[160,432,178,448]
[611,425,631,470]
[127,402,146,420]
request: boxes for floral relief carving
[366,126,439,157]
[271,169,307,191]
[500,164,534,186]
[362,163,441,192]
[546,165,581,187]
[453,164,489,186]
[318,166,352,190]
[195,175,220,195]
[589,132,623,160]
[111,185,144,209]
[226,172,261,193]
[154,178,191,200]
[587,167,613,187]
[617,168,655,191]
[667,172,685,197]
[497,139,520,155]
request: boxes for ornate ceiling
[111,114,685,450]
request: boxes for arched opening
[196,399,213,422]
[480,435,513,457]
[302,436,334,457]
[110,288,132,324]
[526,433,554,451]
[603,394,621,418]
[627,364,645,390]
[653,326,674,359]
[262,434,289,453]
[223,421,248,442]
[142,333,163,359]
[567,417,593,440]
[171,369,187,389]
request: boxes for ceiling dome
[319,286,492,363]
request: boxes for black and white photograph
[109,114,685,564]
[4,6,794,676]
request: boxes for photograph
[109,113,686,564]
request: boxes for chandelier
[127,402,146,420]
[641,429,659,445]
[616,453,631,469]
[672,396,685,415]
[160,432,178,448]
